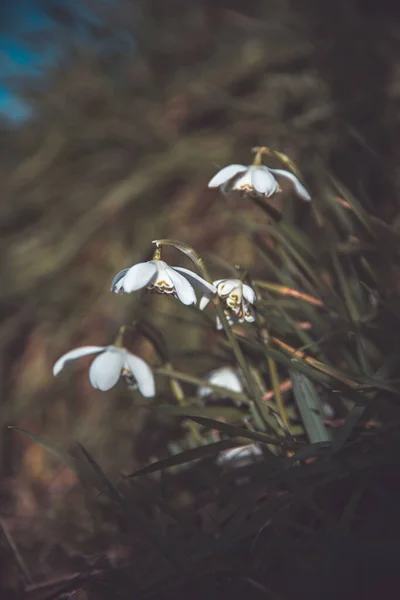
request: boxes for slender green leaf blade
[289,371,332,443]
[187,415,292,448]
[126,439,241,478]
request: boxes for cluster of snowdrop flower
[53,244,258,396]
[53,147,311,408]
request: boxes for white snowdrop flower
[198,366,244,399]
[208,163,311,201]
[53,345,155,396]
[217,444,263,468]
[111,260,216,306]
[200,278,256,329]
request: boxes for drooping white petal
[232,168,253,192]
[119,261,158,293]
[110,268,130,293]
[89,347,124,391]
[269,168,311,201]
[199,294,212,310]
[167,267,197,305]
[251,166,278,197]
[53,346,105,376]
[208,164,246,188]
[243,284,256,305]
[173,267,217,295]
[217,279,240,297]
[123,352,155,398]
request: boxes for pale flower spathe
[111,260,216,306]
[208,163,311,201]
[53,345,155,396]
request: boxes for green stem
[267,355,289,430]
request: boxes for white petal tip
[208,164,246,188]
[110,268,129,293]
[52,346,105,379]
[53,362,63,377]
[124,353,156,398]
[269,168,311,201]
[199,295,211,311]
[207,180,220,188]
[297,186,312,201]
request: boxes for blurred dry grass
[1,0,400,597]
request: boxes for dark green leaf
[290,370,332,443]
[126,439,241,478]
[187,415,292,449]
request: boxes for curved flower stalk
[198,366,244,400]
[111,248,216,306]
[200,278,256,330]
[53,345,155,396]
[208,147,311,201]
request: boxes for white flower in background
[111,260,216,306]
[322,401,335,420]
[198,366,244,399]
[53,345,155,396]
[208,163,311,201]
[217,444,263,468]
[200,279,256,329]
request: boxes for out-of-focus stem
[267,356,289,430]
